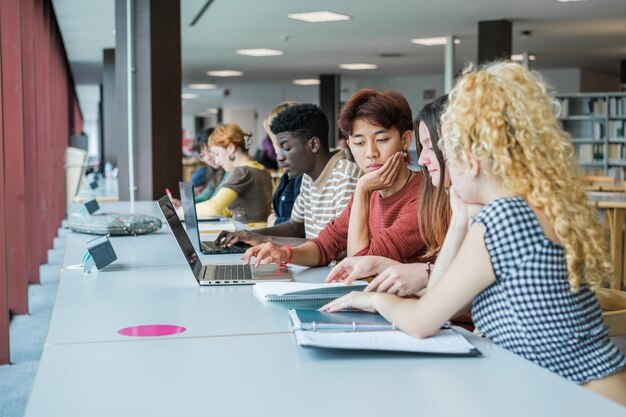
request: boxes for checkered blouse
[471,197,626,383]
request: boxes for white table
[24,201,626,416]
[27,333,626,417]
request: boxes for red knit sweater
[312,173,426,266]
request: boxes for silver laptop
[178,181,249,255]
[158,196,293,285]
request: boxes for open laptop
[179,181,250,255]
[158,196,293,285]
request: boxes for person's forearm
[291,241,323,267]
[254,220,304,238]
[266,237,307,247]
[347,186,371,256]
[426,216,469,290]
[373,293,439,339]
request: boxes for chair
[581,175,616,187]
[596,288,626,337]
[64,146,88,213]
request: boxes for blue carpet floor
[0,232,64,417]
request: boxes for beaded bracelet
[279,245,294,268]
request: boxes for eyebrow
[352,129,388,138]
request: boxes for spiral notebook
[289,309,395,331]
[288,309,479,355]
[253,282,367,302]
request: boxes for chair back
[582,175,615,186]
[597,288,626,337]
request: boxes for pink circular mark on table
[117,324,186,337]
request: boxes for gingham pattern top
[471,197,626,383]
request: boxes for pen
[165,188,173,201]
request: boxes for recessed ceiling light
[188,83,217,90]
[206,70,244,77]
[206,108,220,114]
[557,0,587,2]
[236,48,284,57]
[511,53,536,61]
[181,93,199,99]
[339,63,378,70]
[287,11,351,23]
[292,79,321,86]
[410,37,459,46]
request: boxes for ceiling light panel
[206,70,243,77]
[181,93,199,99]
[339,63,378,70]
[511,54,537,61]
[236,48,284,57]
[410,37,449,46]
[188,83,217,89]
[292,79,321,85]
[287,11,351,23]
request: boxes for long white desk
[26,333,626,416]
[24,201,626,416]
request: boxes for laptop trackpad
[252,264,293,282]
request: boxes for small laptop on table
[179,181,250,255]
[158,196,293,285]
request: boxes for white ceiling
[53,0,626,118]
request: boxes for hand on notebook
[326,256,400,285]
[216,230,269,247]
[242,242,290,268]
[365,263,429,296]
[319,291,379,313]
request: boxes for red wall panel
[21,0,41,285]
[1,0,29,314]
[0,28,10,365]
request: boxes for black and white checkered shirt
[472,197,626,383]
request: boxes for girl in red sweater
[243,89,427,267]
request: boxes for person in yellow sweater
[196,123,272,228]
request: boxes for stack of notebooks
[288,309,480,356]
[253,282,479,355]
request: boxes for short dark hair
[338,89,413,137]
[270,103,329,149]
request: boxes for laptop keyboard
[202,241,249,254]
[212,265,253,281]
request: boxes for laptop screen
[157,196,202,279]
[179,182,202,251]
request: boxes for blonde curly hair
[441,61,612,291]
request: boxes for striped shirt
[291,151,361,239]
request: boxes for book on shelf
[610,120,626,139]
[609,96,626,117]
[253,282,367,302]
[608,144,624,160]
[592,121,605,140]
[288,309,480,355]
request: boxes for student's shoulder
[225,165,253,183]
[473,197,533,232]
[333,158,361,179]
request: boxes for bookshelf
[556,93,626,179]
